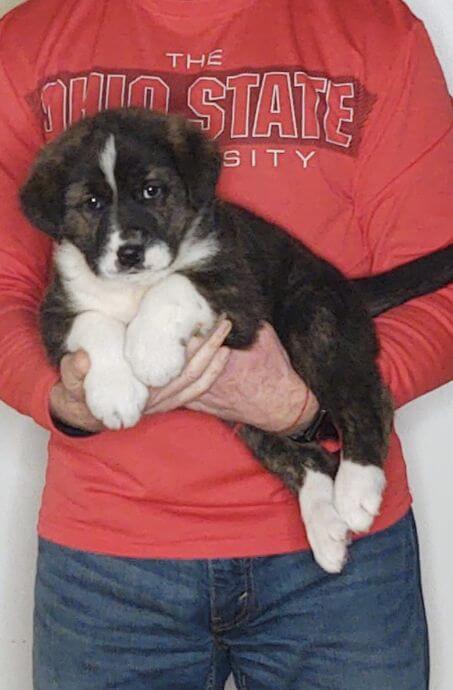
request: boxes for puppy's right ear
[20,119,91,239]
[20,146,67,240]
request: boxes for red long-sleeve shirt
[0,0,451,559]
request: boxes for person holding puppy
[0,0,451,688]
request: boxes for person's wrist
[277,385,319,436]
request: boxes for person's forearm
[376,289,453,410]
[0,300,60,430]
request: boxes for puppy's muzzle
[117,243,144,269]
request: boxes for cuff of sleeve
[50,414,97,437]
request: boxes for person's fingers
[146,319,232,409]
[184,319,231,380]
[146,346,231,414]
[191,317,231,355]
[186,334,205,358]
[60,350,91,402]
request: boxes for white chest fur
[55,227,219,327]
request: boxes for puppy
[20,108,453,572]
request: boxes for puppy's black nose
[117,244,144,268]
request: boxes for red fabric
[0,0,451,559]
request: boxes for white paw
[125,321,186,387]
[334,460,386,533]
[299,471,350,574]
[84,365,148,430]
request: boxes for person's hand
[147,320,319,434]
[185,322,319,432]
[49,350,104,432]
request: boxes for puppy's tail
[353,244,453,317]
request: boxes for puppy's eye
[142,183,163,200]
[85,196,104,211]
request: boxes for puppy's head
[20,108,221,279]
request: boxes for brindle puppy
[20,108,453,572]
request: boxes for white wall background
[0,1,451,689]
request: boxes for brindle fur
[20,108,452,494]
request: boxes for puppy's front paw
[84,365,148,430]
[334,460,386,533]
[299,472,349,574]
[303,502,349,573]
[125,320,186,387]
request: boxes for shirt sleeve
[355,19,453,409]
[0,49,59,430]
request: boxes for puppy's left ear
[20,147,67,240]
[167,117,221,210]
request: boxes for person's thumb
[60,350,91,401]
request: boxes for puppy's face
[20,109,221,281]
[61,132,191,279]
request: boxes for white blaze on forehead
[99,134,117,195]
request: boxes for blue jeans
[33,511,428,689]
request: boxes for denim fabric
[33,510,429,689]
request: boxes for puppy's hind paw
[334,460,386,533]
[299,471,350,574]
